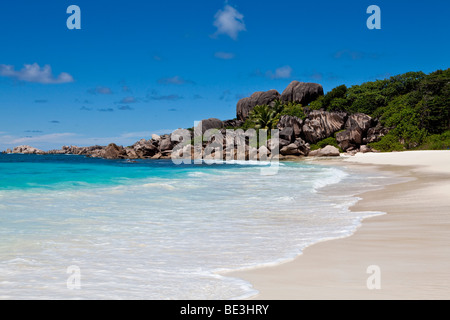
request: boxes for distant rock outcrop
[236,90,280,121]
[132,139,158,158]
[12,145,43,154]
[103,143,128,159]
[280,81,324,106]
[47,145,103,156]
[159,135,174,152]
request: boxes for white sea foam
[312,167,349,192]
[0,160,397,299]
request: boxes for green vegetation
[310,137,343,152]
[306,69,450,151]
[416,131,450,150]
[279,101,306,120]
[229,69,448,152]
[243,100,306,131]
[369,133,405,152]
[247,104,281,130]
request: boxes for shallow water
[0,154,393,299]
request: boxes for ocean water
[0,154,393,299]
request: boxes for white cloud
[214,52,235,60]
[213,5,246,40]
[266,66,293,79]
[0,63,74,84]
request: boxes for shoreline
[229,151,450,299]
[2,151,450,299]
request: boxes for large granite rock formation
[277,115,303,137]
[236,81,324,121]
[236,90,280,121]
[8,79,391,160]
[280,81,324,105]
[336,113,373,151]
[159,135,174,152]
[363,122,390,144]
[279,137,310,157]
[103,143,128,159]
[197,118,224,134]
[302,111,347,144]
[132,139,158,158]
[223,119,244,128]
[347,113,373,133]
[294,138,310,156]
[279,127,295,143]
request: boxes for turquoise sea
[0,154,391,299]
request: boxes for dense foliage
[278,101,306,120]
[247,104,282,131]
[237,69,449,152]
[308,69,450,151]
[243,100,306,131]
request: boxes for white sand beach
[230,150,450,299]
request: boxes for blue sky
[0,0,449,150]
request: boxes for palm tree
[248,104,281,130]
[273,99,285,113]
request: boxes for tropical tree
[248,104,281,130]
[273,99,284,112]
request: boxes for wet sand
[230,151,450,299]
